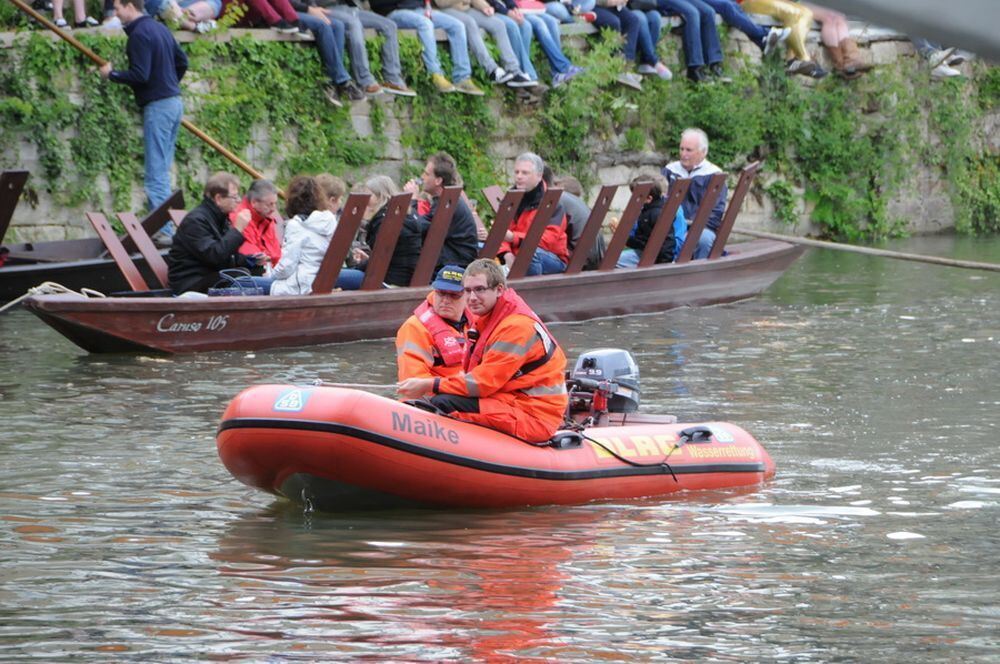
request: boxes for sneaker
[926,47,956,69]
[454,78,485,96]
[337,80,366,102]
[687,65,708,83]
[947,50,971,66]
[578,11,596,22]
[271,19,299,34]
[490,66,515,85]
[31,0,53,9]
[654,62,673,80]
[383,80,418,97]
[616,72,643,90]
[505,72,537,88]
[364,83,384,95]
[74,16,99,27]
[432,73,456,93]
[54,17,69,28]
[101,16,122,29]
[636,63,657,76]
[194,19,216,33]
[786,59,827,78]
[931,62,962,79]
[323,85,344,108]
[763,26,791,56]
[708,63,732,83]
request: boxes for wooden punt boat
[21,163,804,354]
[0,171,182,303]
[217,384,775,510]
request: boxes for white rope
[0,281,106,315]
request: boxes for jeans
[544,1,573,23]
[297,12,350,85]
[327,6,406,87]
[633,9,661,64]
[388,8,472,81]
[525,247,567,276]
[465,9,523,74]
[616,248,640,268]
[702,0,767,47]
[232,275,273,295]
[656,0,723,68]
[693,227,715,259]
[142,95,183,225]
[523,13,572,75]
[334,267,365,290]
[499,14,538,80]
[441,9,500,74]
[911,37,941,58]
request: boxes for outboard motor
[570,348,641,413]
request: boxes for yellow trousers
[742,0,814,61]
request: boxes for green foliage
[764,178,797,226]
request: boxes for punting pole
[733,228,1000,273]
[7,0,283,197]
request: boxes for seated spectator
[804,3,871,79]
[699,0,790,57]
[497,152,569,276]
[231,179,283,267]
[616,174,683,267]
[224,0,365,106]
[312,0,417,96]
[403,152,480,272]
[911,39,965,80]
[354,175,425,287]
[654,0,725,82]
[740,0,827,78]
[551,172,606,270]
[370,0,485,95]
[145,0,219,33]
[434,0,535,88]
[270,175,365,295]
[593,0,670,89]
[661,127,726,260]
[167,172,272,294]
[52,0,99,28]
[498,0,585,87]
[315,172,347,219]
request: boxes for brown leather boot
[839,38,872,79]
[827,44,846,75]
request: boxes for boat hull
[22,239,804,353]
[217,385,775,510]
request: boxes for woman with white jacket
[270,176,364,295]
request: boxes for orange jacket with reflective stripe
[395,293,468,381]
[437,291,568,439]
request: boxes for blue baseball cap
[432,265,465,292]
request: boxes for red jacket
[231,198,282,264]
[498,181,569,264]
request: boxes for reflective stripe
[397,341,434,364]
[488,339,534,357]
[534,322,553,354]
[520,383,567,396]
[465,374,480,398]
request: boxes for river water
[1,236,998,662]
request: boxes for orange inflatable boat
[217,380,775,511]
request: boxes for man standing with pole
[99,0,187,241]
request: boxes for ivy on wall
[0,18,997,239]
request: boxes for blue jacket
[110,15,188,108]
[662,159,728,232]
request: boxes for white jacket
[270,210,337,296]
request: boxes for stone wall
[1,22,992,242]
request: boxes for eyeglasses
[463,285,494,295]
[434,290,464,300]
[225,192,242,201]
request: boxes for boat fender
[547,431,583,450]
[678,426,714,444]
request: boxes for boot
[839,38,872,79]
[827,44,846,75]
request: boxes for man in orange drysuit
[395,265,470,381]
[397,258,568,444]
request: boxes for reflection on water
[1,236,998,660]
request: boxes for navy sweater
[109,15,188,108]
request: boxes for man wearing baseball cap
[395,265,470,382]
